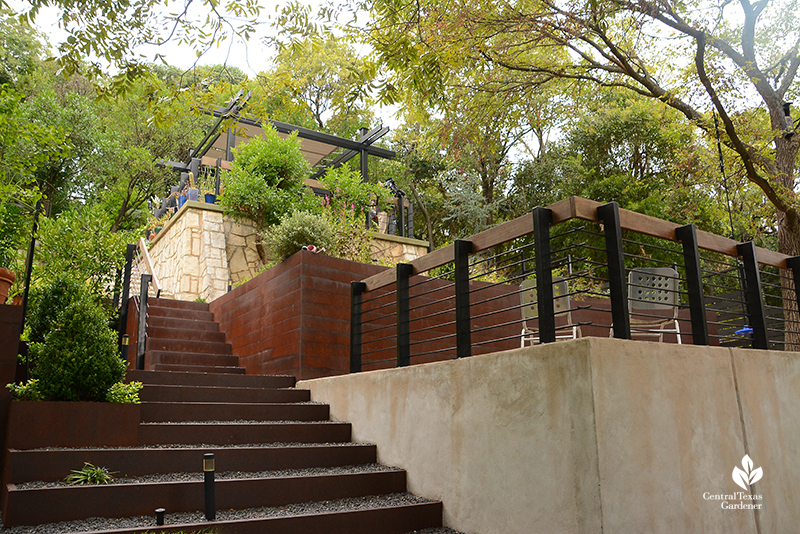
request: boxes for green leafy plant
[65,463,118,485]
[322,207,375,264]
[262,211,336,261]
[106,381,143,404]
[23,275,84,345]
[319,166,393,214]
[6,379,44,401]
[220,126,314,263]
[29,281,126,402]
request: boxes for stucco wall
[299,338,798,534]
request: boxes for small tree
[220,126,313,263]
[28,280,125,402]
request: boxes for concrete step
[5,444,378,484]
[139,384,310,403]
[140,402,330,423]
[138,421,351,446]
[127,370,295,388]
[3,470,408,527]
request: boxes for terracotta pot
[0,267,15,305]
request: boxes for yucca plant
[65,462,118,485]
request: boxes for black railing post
[398,194,406,238]
[786,256,800,315]
[597,202,631,339]
[118,243,136,355]
[737,242,769,349]
[136,273,152,370]
[532,207,556,343]
[350,281,366,373]
[454,240,472,358]
[676,224,709,345]
[397,263,413,367]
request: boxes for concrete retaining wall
[299,337,799,534]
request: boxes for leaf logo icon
[732,454,763,490]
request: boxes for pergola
[156,90,414,238]
[160,90,394,191]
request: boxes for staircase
[1,370,443,532]
[144,298,243,374]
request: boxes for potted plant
[199,170,217,204]
[186,171,200,202]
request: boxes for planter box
[6,401,140,449]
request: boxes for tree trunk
[774,136,800,350]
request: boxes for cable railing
[350,196,800,372]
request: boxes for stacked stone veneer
[224,218,261,284]
[148,202,429,302]
[370,234,429,264]
[148,202,229,302]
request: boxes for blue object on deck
[736,325,754,335]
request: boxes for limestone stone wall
[148,202,429,300]
[224,217,261,284]
[370,234,429,264]
[300,338,800,534]
[148,201,229,301]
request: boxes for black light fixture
[783,102,795,140]
[203,453,216,521]
[155,508,165,526]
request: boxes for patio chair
[626,267,682,344]
[520,276,580,346]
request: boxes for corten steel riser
[139,384,309,403]
[146,326,227,343]
[87,502,444,534]
[4,444,378,484]
[126,370,295,388]
[1,339,442,532]
[3,471,408,526]
[146,350,238,367]
[139,421,351,446]
[139,401,330,422]
[147,306,215,322]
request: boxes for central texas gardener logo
[732,454,763,490]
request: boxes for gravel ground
[0,493,467,534]
[26,441,370,452]
[17,463,399,490]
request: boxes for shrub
[220,126,314,262]
[24,275,85,345]
[262,211,336,261]
[6,379,44,401]
[319,166,393,214]
[322,207,375,264]
[106,381,143,404]
[30,294,126,402]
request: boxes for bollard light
[204,453,216,521]
[155,508,165,526]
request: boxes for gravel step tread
[16,463,401,490]
[0,493,443,534]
